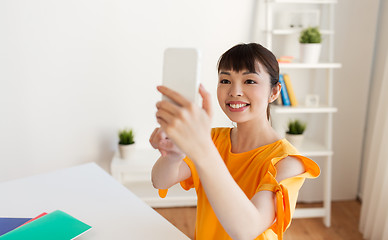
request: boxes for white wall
[0,0,252,181]
[331,0,379,200]
[0,0,379,202]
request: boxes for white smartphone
[162,48,200,104]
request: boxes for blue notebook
[0,217,32,236]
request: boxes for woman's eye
[245,79,256,84]
[220,79,230,84]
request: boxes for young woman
[150,43,320,240]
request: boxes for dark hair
[217,43,279,120]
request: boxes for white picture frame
[305,94,320,107]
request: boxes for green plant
[299,27,322,44]
[118,128,135,145]
[287,120,307,135]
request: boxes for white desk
[0,163,189,239]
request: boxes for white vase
[300,43,322,63]
[119,144,136,160]
[285,133,304,149]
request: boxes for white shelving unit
[259,0,340,227]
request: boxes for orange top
[158,128,320,240]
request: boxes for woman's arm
[193,152,305,240]
[193,147,276,240]
[151,155,191,189]
[149,128,191,189]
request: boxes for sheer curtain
[359,0,388,239]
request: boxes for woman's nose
[229,83,243,97]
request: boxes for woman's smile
[217,65,273,123]
[226,101,250,112]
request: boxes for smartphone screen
[162,48,200,104]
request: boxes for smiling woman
[150,43,320,240]
[217,44,280,121]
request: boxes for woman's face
[217,61,276,124]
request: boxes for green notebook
[0,210,92,240]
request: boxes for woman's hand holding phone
[156,84,213,163]
[154,48,213,163]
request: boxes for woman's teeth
[229,103,248,109]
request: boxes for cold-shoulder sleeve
[157,156,199,198]
[256,154,320,240]
[180,157,199,191]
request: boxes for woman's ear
[269,82,281,103]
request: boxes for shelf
[279,62,342,69]
[293,207,325,218]
[271,29,334,35]
[272,105,337,113]
[268,0,337,4]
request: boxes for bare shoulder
[274,156,305,182]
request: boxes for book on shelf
[283,74,298,107]
[279,74,291,106]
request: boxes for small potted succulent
[285,119,307,148]
[118,128,135,159]
[299,27,322,63]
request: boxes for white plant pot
[300,43,322,63]
[285,133,304,149]
[119,144,136,160]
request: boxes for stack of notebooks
[0,210,91,239]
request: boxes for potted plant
[285,119,307,148]
[118,128,135,159]
[299,26,322,63]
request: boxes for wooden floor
[154,200,363,240]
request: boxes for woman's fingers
[156,85,213,133]
[159,138,175,151]
[158,128,168,139]
[149,126,184,158]
[149,128,169,149]
[157,85,191,107]
[149,128,160,149]
[156,100,181,117]
[156,96,192,130]
[156,107,177,126]
[199,84,213,118]
[149,128,170,156]
[150,128,158,141]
